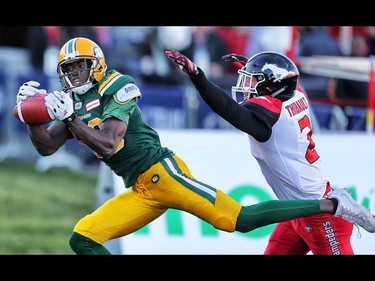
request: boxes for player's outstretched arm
[165,50,199,76]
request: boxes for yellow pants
[73,155,242,245]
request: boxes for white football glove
[45,91,76,124]
[17,81,47,104]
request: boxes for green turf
[0,159,97,254]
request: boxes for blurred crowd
[1,26,375,131]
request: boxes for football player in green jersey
[16,37,375,255]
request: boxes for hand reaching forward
[221,53,249,66]
[17,81,47,104]
[165,50,198,76]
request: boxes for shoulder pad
[98,70,134,96]
[114,83,142,104]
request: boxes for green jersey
[70,69,174,187]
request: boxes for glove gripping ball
[13,93,52,125]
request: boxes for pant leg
[297,213,354,255]
[264,220,310,255]
[73,154,243,245]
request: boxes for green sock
[235,199,321,232]
[69,232,112,255]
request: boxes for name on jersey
[284,97,308,117]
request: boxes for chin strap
[270,86,288,98]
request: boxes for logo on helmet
[262,63,296,83]
[64,51,79,60]
[93,46,104,60]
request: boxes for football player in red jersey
[15,37,375,255]
[166,49,375,255]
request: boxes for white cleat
[327,188,375,233]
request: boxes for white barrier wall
[101,130,375,254]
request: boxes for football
[13,93,52,125]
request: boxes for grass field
[0,159,97,254]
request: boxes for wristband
[62,113,76,124]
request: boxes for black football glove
[221,53,249,66]
[165,50,198,76]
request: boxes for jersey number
[76,117,124,159]
[298,115,319,164]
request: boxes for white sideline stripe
[164,157,216,199]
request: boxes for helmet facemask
[58,58,97,95]
[231,70,265,103]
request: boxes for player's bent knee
[212,217,236,232]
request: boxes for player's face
[241,74,263,89]
[65,59,90,87]
[233,70,267,102]
[242,74,264,100]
